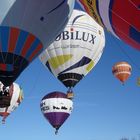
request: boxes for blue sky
[1,3,140,140]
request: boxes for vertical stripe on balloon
[0,27,9,52]
[8,27,20,53]
[0,64,13,71]
[7,64,13,71]
[25,39,40,60]
[130,26,140,44]
[96,0,104,27]
[20,34,36,57]
[29,43,43,62]
[0,28,2,52]
[108,0,114,33]
[79,0,89,13]
[14,30,28,55]
[0,63,6,71]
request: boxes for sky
[1,2,140,140]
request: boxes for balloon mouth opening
[58,73,83,87]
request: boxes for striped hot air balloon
[0,0,75,87]
[40,91,73,134]
[112,61,132,84]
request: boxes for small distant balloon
[112,61,132,84]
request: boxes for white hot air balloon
[40,91,73,134]
[39,9,105,98]
[0,82,23,123]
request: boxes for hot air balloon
[0,0,75,87]
[40,91,73,134]
[77,0,140,51]
[0,82,23,123]
[137,77,140,86]
[112,61,132,84]
[39,9,105,98]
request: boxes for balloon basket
[67,92,74,100]
[55,129,58,135]
[122,82,125,86]
[0,96,11,108]
[67,88,74,100]
[2,119,5,124]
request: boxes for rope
[18,60,42,100]
[129,0,140,9]
[108,32,140,73]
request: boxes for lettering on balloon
[55,30,96,44]
[41,106,50,112]
[53,106,60,110]
[41,105,70,112]
[40,102,45,107]
[61,106,68,110]
[53,106,68,110]
[69,107,72,111]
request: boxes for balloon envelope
[0,0,75,86]
[137,77,140,86]
[77,0,140,51]
[112,61,132,84]
[39,9,105,88]
[40,91,73,133]
[0,82,23,123]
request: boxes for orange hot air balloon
[112,62,132,84]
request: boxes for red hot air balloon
[77,0,140,51]
[112,61,132,84]
[40,91,73,134]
